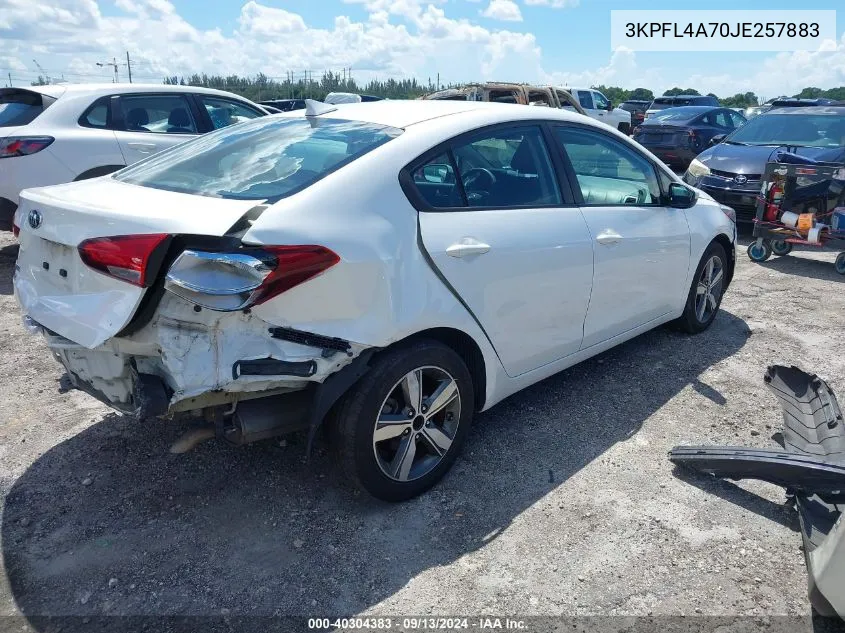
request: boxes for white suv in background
[0,84,268,230]
[563,88,632,134]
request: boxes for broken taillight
[164,245,339,311]
[78,233,169,287]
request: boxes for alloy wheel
[695,255,724,323]
[372,366,461,482]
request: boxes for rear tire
[771,240,792,256]
[675,242,728,334]
[329,340,474,502]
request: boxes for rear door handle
[596,230,622,245]
[127,142,157,153]
[446,239,491,258]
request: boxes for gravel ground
[1,229,844,632]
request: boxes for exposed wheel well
[73,165,125,181]
[711,233,735,288]
[396,328,487,411]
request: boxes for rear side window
[79,97,111,129]
[120,94,197,134]
[114,117,401,201]
[0,90,50,127]
[411,126,562,209]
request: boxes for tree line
[32,71,845,107]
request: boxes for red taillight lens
[78,234,169,287]
[252,245,340,305]
[12,223,20,238]
[0,136,55,159]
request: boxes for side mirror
[422,164,452,184]
[667,182,696,209]
[606,101,614,112]
[709,134,726,146]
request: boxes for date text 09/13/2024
[308,617,528,630]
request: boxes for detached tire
[329,340,474,502]
[675,241,728,334]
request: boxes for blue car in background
[632,106,747,170]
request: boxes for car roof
[765,106,845,115]
[281,99,592,129]
[24,83,256,100]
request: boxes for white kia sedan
[13,99,736,501]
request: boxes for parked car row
[422,83,633,135]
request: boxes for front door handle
[596,230,622,245]
[446,239,491,258]
[127,142,158,153]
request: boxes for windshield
[726,112,845,148]
[114,117,402,201]
[648,107,709,122]
[0,90,46,127]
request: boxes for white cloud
[481,0,522,22]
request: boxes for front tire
[329,340,474,502]
[675,242,728,334]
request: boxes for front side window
[593,92,609,110]
[114,117,401,201]
[198,95,264,130]
[412,153,463,208]
[714,111,731,128]
[728,111,747,128]
[120,94,197,134]
[556,126,661,206]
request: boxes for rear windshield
[114,117,402,201]
[0,90,48,127]
[648,107,710,122]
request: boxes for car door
[553,124,691,349]
[414,124,595,377]
[112,93,200,165]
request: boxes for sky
[0,0,843,99]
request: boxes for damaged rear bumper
[24,292,371,418]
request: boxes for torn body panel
[670,365,845,618]
[37,291,368,414]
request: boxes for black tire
[675,242,728,334]
[771,240,792,256]
[835,252,845,275]
[329,339,474,502]
[747,240,772,263]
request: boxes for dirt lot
[1,229,844,631]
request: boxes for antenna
[304,99,337,117]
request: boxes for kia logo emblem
[734,175,748,185]
[27,209,42,229]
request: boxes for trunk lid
[14,178,259,348]
[638,124,687,147]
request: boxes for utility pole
[97,58,119,83]
[7,73,12,88]
[126,51,132,83]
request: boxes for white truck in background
[559,87,632,134]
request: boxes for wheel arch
[73,165,125,181]
[711,232,735,289]
[393,327,488,412]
